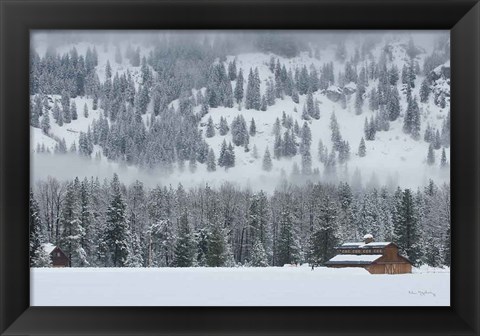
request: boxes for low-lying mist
[31,153,450,193]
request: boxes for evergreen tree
[101,174,130,267]
[364,117,376,141]
[250,238,268,267]
[173,212,195,267]
[355,84,365,115]
[228,59,237,81]
[83,103,89,118]
[136,84,150,115]
[30,190,50,267]
[388,65,400,85]
[440,148,447,168]
[424,236,442,267]
[245,68,261,110]
[206,116,215,138]
[444,226,451,267]
[41,111,51,134]
[387,87,401,121]
[312,99,321,120]
[308,195,339,266]
[324,149,337,179]
[441,111,451,147]
[358,137,366,157]
[305,92,315,117]
[200,101,209,117]
[79,131,94,157]
[403,95,421,140]
[277,205,301,265]
[282,130,297,157]
[219,117,229,135]
[62,92,71,123]
[60,178,87,267]
[218,140,228,167]
[262,147,273,172]
[206,221,229,267]
[260,95,267,111]
[338,140,351,164]
[301,149,312,175]
[52,101,62,126]
[252,144,259,159]
[330,112,342,149]
[369,87,380,111]
[266,80,276,106]
[300,122,312,155]
[225,142,236,168]
[234,69,244,104]
[420,78,431,103]
[249,118,257,136]
[394,189,421,264]
[427,144,435,165]
[70,100,78,120]
[30,96,42,127]
[231,115,248,146]
[292,88,299,104]
[301,104,310,121]
[206,148,216,172]
[433,130,442,150]
[424,124,433,143]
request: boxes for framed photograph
[1,0,478,335]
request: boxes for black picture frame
[1,0,479,335]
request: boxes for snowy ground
[31,266,449,306]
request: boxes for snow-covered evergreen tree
[427,144,435,165]
[394,189,422,265]
[234,69,244,105]
[173,212,195,267]
[358,137,366,157]
[249,118,257,136]
[219,116,229,135]
[262,147,273,172]
[206,148,216,172]
[101,174,130,267]
[206,116,215,138]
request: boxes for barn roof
[42,243,56,255]
[336,242,395,249]
[325,254,383,265]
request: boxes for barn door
[385,264,394,274]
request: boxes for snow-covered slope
[31,33,450,191]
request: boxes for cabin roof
[325,254,383,265]
[336,242,395,249]
[42,243,56,255]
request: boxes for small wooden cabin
[325,234,413,274]
[42,243,70,267]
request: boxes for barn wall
[368,262,412,274]
[51,248,70,267]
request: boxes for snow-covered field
[31,266,449,306]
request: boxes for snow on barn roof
[337,242,393,249]
[325,254,383,265]
[42,243,56,255]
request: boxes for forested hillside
[29,31,450,268]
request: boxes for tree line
[31,175,450,268]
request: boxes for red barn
[42,243,70,267]
[325,234,413,274]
